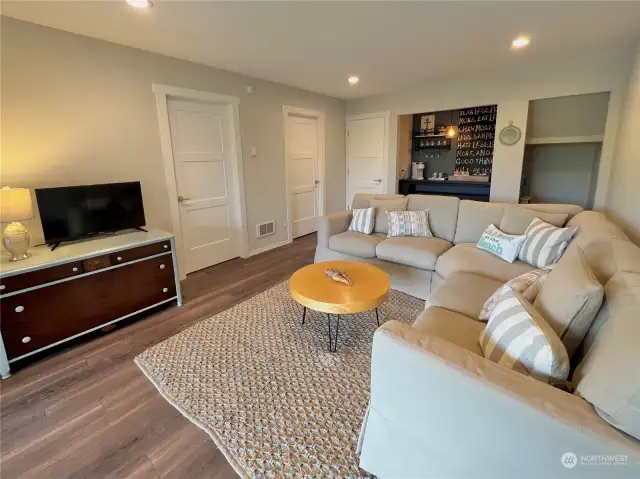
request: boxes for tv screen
[35,182,146,244]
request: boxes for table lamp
[0,187,34,261]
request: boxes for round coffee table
[289,261,391,352]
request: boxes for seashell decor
[325,269,353,286]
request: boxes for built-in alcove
[522,142,601,208]
[521,92,610,207]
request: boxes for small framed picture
[420,114,436,135]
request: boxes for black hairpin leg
[375,308,380,327]
[327,313,340,352]
[301,306,307,325]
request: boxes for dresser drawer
[0,261,84,295]
[0,255,176,360]
[83,254,112,272]
[111,241,171,266]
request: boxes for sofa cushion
[568,211,629,248]
[412,307,484,355]
[577,238,640,285]
[520,203,583,218]
[453,201,506,244]
[407,195,460,242]
[329,231,385,258]
[426,272,502,320]
[435,243,535,283]
[351,193,405,210]
[479,289,570,384]
[499,204,568,235]
[573,271,640,440]
[370,197,409,234]
[534,247,604,359]
[376,236,452,270]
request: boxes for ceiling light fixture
[127,0,153,9]
[348,76,359,86]
[511,36,531,49]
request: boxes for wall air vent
[256,221,276,238]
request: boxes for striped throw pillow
[478,269,549,321]
[479,288,570,384]
[518,218,577,268]
[348,207,375,234]
[387,210,433,238]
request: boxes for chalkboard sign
[455,104,497,176]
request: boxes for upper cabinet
[526,92,610,144]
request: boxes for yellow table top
[289,261,390,315]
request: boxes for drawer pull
[117,256,123,261]
[72,267,79,272]
[0,285,5,291]
[22,336,31,344]
[163,288,169,293]
[164,244,169,249]
[160,264,166,270]
[15,306,25,313]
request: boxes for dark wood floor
[0,234,317,479]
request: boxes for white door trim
[345,111,391,208]
[153,83,249,280]
[282,105,326,243]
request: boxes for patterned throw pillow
[518,218,577,268]
[479,269,549,321]
[476,224,526,263]
[348,207,375,235]
[387,210,433,238]
[479,288,570,384]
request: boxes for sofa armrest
[363,321,640,478]
[317,210,352,249]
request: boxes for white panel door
[168,100,238,273]
[286,116,320,238]
[346,114,388,208]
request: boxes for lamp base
[3,222,31,262]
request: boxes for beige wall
[346,48,633,207]
[0,17,345,252]
[606,46,640,244]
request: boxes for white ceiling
[3,0,640,99]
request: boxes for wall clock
[499,121,522,146]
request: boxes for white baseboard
[248,239,292,257]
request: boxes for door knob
[177,196,191,202]
[374,178,383,183]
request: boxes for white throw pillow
[386,210,433,238]
[518,218,577,268]
[476,224,526,263]
[479,269,549,321]
[348,207,375,235]
[479,288,570,384]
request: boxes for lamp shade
[0,187,34,222]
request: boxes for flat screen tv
[35,182,146,245]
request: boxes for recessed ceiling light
[127,0,153,9]
[511,36,531,49]
[348,76,359,86]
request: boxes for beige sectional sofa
[315,194,640,478]
[316,194,583,299]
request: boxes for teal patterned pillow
[477,224,526,263]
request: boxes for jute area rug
[135,281,423,478]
